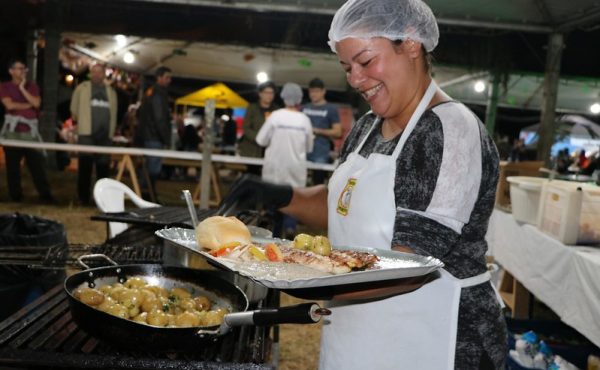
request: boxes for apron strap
[391,80,438,158]
[458,271,491,288]
[353,79,438,157]
[458,270,506,309]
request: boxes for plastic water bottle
[515,331,539,367]
[553,355,579,370]
[533,341,553,369]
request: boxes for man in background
[239,81,278,175]
[0,59,53,203]
[302,77,341,184]
[70,63,118,205]
[136,66,172,200]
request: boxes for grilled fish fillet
[215,244,380,275]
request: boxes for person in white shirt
[256,82,313,187]
[256,82,313,236]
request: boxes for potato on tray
[194,216,379,275]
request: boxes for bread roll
[195,216,251,250]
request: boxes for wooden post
[485,72,501,136]
[499,270,531,319]
[40,0,63,168]
[537,33,564,167]
[200,99,215,209]
[115,154,142,196]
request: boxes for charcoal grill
[0,226,163,269]
[0,222,275,369]
[91,206,216,229]
[0,284,272,369]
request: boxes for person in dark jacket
[136,66,172,200]
[238,81,278,174]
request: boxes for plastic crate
[537,181,600,244]
[507,176,548,225]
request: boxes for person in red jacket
[0,59,53,203]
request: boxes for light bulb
[114,34,127,47]
[474,80,486,93]
[123,51,135,64]
[256,72,268,83]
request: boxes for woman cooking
[219,0,507,369]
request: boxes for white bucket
[507,176,548,225]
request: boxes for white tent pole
[199,99,215,210]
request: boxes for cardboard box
[496,161,545,207]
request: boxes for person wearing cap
[70,63,118,205]
[239,81,279,175]
[136,66,172,200]
[219,1,506,368]
[302,78,341,184]
[255,83,313,237]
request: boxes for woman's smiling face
[336,37,420,120]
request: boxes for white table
[0,139,337,205]
[486,208,600,347]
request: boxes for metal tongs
[181,190,198,227]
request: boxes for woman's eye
[359,59,373,67]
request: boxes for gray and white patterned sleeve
[392,104,484,258]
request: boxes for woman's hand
[283,272,439,302]
[331,272,439,301]
[217,174,293,216]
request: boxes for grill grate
[0,285,272,370]
[0,227,164,269]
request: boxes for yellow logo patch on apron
[337,178,357,216]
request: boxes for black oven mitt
[217,174,293,216]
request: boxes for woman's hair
[392,39,433,74]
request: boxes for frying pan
[65,254,329,352]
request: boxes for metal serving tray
[156,227,444,290]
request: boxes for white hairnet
[328,0,439,53]
[280,82,303,106]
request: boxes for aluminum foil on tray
[156,227,444,290]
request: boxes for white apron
[320,80,493,370]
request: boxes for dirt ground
[0,163,322,370]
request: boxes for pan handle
[251,302,330,326]
[196,303,331,337]
[77,254,118,269]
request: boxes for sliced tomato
[264,243,283,262]
[209,241,241,257]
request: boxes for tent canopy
[521,115,600,139]
[175,82,249,109]
[520,115,600,155]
